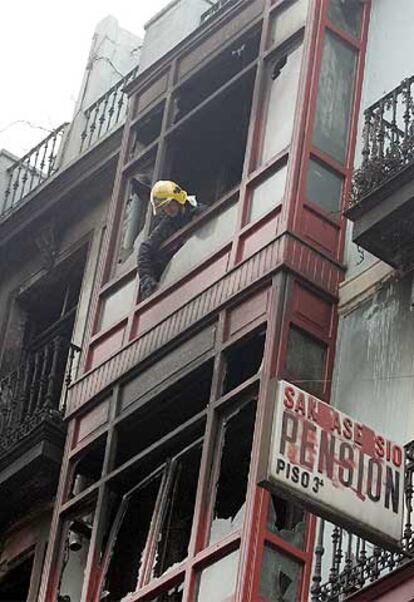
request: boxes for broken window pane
[143,582,184,602]
[58,510,94,602]
[196,549,239,602]
[103,475,162,600]
[166,69,255,207]
[267,494,306,549]
[259,42,303,165]
[129,102,164,158]
[259,545,302,602]
[312,32,357,164]
[248,165,287,223]
[209,401,256,545]
[152,444,203,578]
[286,326,326,395]
[222,331,265,395]
[328,0,363,38]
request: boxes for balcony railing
[351,76,414,207]
[1,122,69,217]
[311,440,414,601]
[200,0,240,23]
[0,334,79,457]
[79,65,139,153]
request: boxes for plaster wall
[345,0,414,279]
[61,16,142,165]
[332,274,414,446]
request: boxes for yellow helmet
[150,180,197,215]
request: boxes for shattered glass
[209,401,256,545]
[259,545,302,602]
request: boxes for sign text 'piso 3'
[258,381,405,547]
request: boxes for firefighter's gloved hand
[140,276,158,299]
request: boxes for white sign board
[258,380,405,548]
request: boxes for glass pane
[152,445,203,578]
[267,494,306,549]
[99,277,135,331]
[248,165,287,223]
[160,201,238,288]
[306,158,343,214]
[328,0,363,38]
[209,402,256,545]
[103,475,162,600]
[286,327,325,395]
[259,545,302,602]
[260,43,303,165]
[196,549,239,602]
[270,0,309,48]
[313,32,357,164]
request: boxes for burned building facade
[7,0,414,600]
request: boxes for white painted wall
[345,0,414,278]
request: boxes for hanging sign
[258,380,405,548]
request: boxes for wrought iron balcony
[347,76,414,268]
[0,334,78,459]
[311,440,414,601]
[79,64,139,153]
[1,122,68,217]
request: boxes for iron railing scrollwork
[0,336,81,457]
[2,123,69,217]
[311,440,414,601]
[351,75,414,206]
[79,65,139,153]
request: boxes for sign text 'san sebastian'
[259,381,405,547]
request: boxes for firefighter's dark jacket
[137,203,204,299]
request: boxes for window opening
[286,326,326,395]
[58,509,94,602]
[165,69,256,209]
[0,554,33,602]
[267,493,306,549]
[102,442,203,599]
[222,331,265,395]
[172,28,260,124]
[130,103,164,158]
[69,435,106,498]
[103,474,163,601]
[151,444,203,578]
[209,400,257,545]
[115,363,212,469]
[115,152,156,274]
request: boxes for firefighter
[137,180,201,299]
